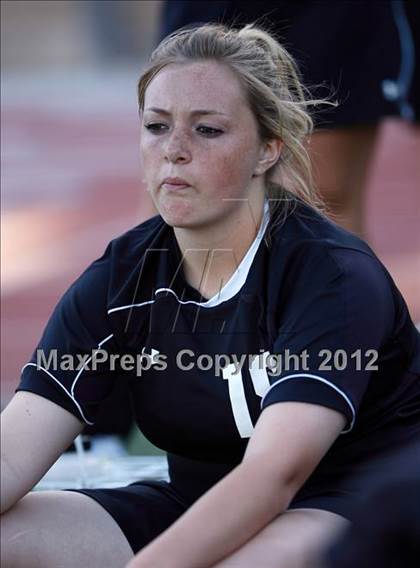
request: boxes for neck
[173,195,266,298]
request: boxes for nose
[164,130,191,164]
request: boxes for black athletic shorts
[65,431,420,555]
[65,478,350,555]
[65,481,346,554]
[66,480,186,555]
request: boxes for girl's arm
[127,401,346,568]
[1,391,84,514]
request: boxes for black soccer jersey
[17,199,420,504]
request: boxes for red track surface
[1,99,419,406]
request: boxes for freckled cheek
[206,146,256,195]
[140,140,160,184]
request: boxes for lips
[161,177,191,190]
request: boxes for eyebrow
[144,107,229,117]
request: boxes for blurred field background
[1,1,419,453]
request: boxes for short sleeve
[261,247,394,433]
[16,242,124,425]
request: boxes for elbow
[272,470,303,511]
[239,458,300,512]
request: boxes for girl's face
[140,60,268,229]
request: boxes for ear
[253,138,283,177]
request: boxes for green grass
[125,424,165,456]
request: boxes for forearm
[128,460,295,568]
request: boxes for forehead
[144,60,249,115]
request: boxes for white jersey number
[222,352,271,438]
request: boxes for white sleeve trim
[20,332,115,426]
[260,373,356,434]
[20,363,94,425]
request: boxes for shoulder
[266,200,392,286]
[61,214,169,311]
[106,213,166,261]
[264,200,398,330]
[91,213,168,281]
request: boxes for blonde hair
[137,22,337,229]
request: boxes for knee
[257,537,329,568]
[259,510,349,568]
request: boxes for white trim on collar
[157,200,270,308]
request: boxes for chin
[157,199,199,227]
[163,216,190,228]
[156,196,223,230]
[163,210,218,230]
[157,206,189,226]
[162,214,202,229]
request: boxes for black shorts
[66,479,355,555]
[64,429,420,555]
[65,480,186,555]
